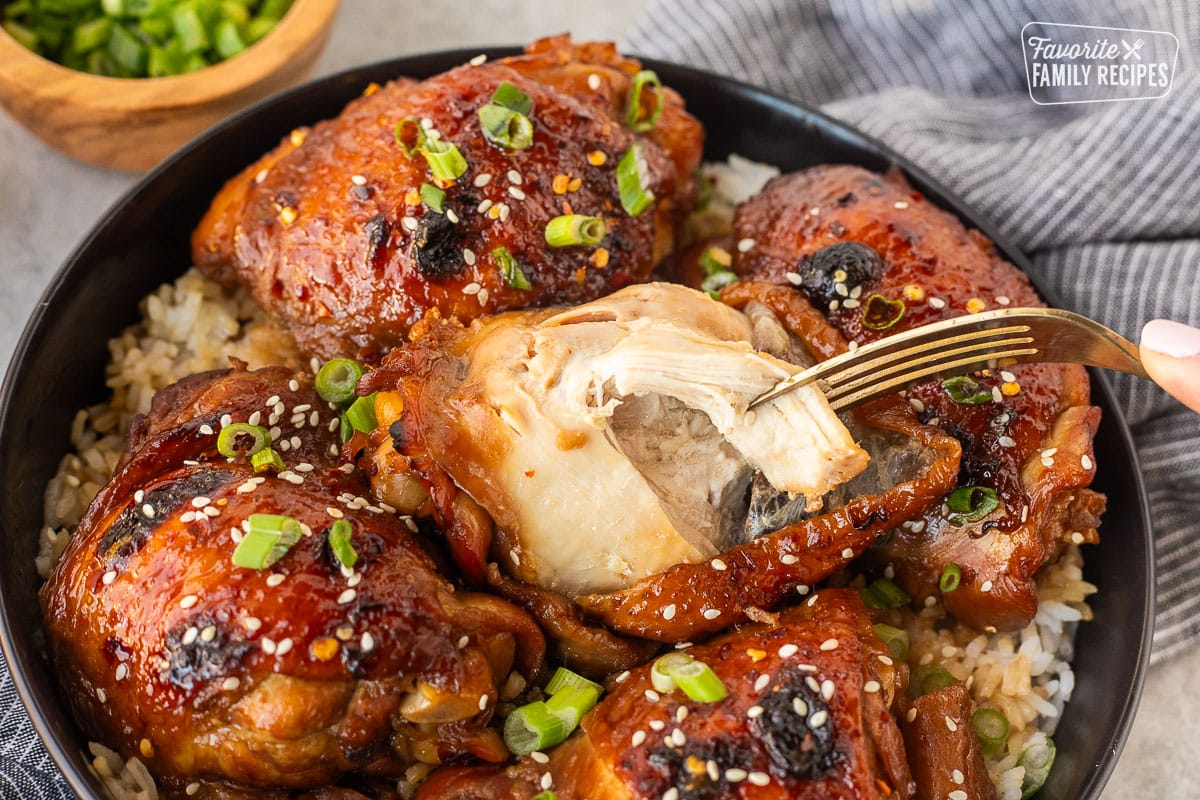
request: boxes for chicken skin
[418,590,914,800]
[728,165,1103,631]
[193,36,703,362]
[41,365,545,797]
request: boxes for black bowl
[0,48,1153,799]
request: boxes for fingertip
[1140,319,1200,359]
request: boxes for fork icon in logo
[1122,38,1145,59]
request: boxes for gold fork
[750,307,1148,411]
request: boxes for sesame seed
[754,674,771,692]
[736,238,755,253]
[243,617,262,631]
[199,424,214,436]
[779,643,799,658]
[351,174,367,186]
[662,604,677,620]
[507,169,523,185]
[949,791,968,800]
[266,573,285,587]
[820,679,835,701]
[447,208,460,224]
[182,627,199,646]
[998,435,1017,448]
[907,707,918,722]
[785,271,803,286]
[477,199,493,214]
[180,594,198,609]
[841,548,854,559]
[142,504,155,518]
[644,689,660,702]
[115,664,128,681]
[820,638,839,651]
[631,730,646,746]
[829,299,840,311]
[671,728,687,747]
[469,53,487,66]
[945,715,958,732]
[478,287,490,304]
[200,626,216,642]
[981,580,994,592]
[347,573,362,588]
[928,296,947,309]
[997,295,1011,305]
[287,379,300,392]
[835,283,849,297]
[894,201,909,209]
[498,205,510,222]
[992,386,1004,403]
[540,773,552,791]
[843,297,860,309]
[711,558,727,571]
[402,216,418,231]
[909,398,925,413]
[338,589,357,604]
[615,670,631,683]
[807,593,819,606]
[462,282,481,296]
[781,554,799,565]
[276,638,294,656]
[1081,454,1093,470]
[222,677,240,691]
[474,173,492,187]
[186,782,200,796]
[587,73,601,90]
[509,550,520,566]
[952,769,965,785]
[531,751,550,764]
[702,608,721,620]
[457,636,469,649]
[747,771,770,787]
[663,790,678,800]
[864,679,881,693]
[478,694,488,711]
[793,696,808,716]
[797,584,811,595]
[725,768,748,782]
[508,186,526,200]
[809,709,829,728]
[102,570,117,585]
[706,761,719,782]
[1071,531,1086,544]
[649,720,665,731]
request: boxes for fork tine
[826,346,1039,410]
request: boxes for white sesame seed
[993,386,1005,403]
[843,297,861,309]
[200,626,216,642]
[615,670,630,683]
[419,117,433,130]
[949,791,968,800]
[998,435,1017,448]
[829,299,840,311]
[469,53,487,66]
[338,589,357,604]
[463,282,481,296]
[509,550,520,566]
[1041,457,1054,468]
[779,643,799,658]
[997,295,1011,305]
[981,580,994,592]
[133,489,144,502]
[797,584,811,595]
[587,73,601,90]
[841,548,854,559]
[662,789,678,800]
[809,709,829,728]
[907,707,918,722]
[835,283,849,297]
[1071,531,1086,544]
[261,638,277,655]
[754,674,771,692]
[781,554,799,565]
[446,208,460,224]
[1043,447,1058,457]
[474,173,492,187]
[266,573,285,588]
[805,676,821,693]
[671,728,687,747]
[276,638,294,656]
[631,730,646,746]
[793,696,808,715]
[506,169,523,185]
[96,688,107,703]
[351,174,367,186]
[243,617,262,631]
[894,201,909,209]
[477,199,493,214]
[457,636,469,649]
[702,608,721,620]
[348,573,362,588]
[182,627,198,645]
[102,570,117,585]
[785,271,803,286]
[644,689,660,702]
[706,761,719,781]
[736,237,755,253]
[747,771,770,787]
[952,769,965,785]
[115,664,128,681]
[929,297,947,310]
[540,773,552,791]
[508,186,526,200]
[186,782,200,796]
[710,558,727,571]
[478,694,488,711]
[287,380,300,392]
[820,638,839,651]
[909,398,926,413]
[463,248,476,266]
[864,679,882,694]
[945,715,958,732]
[725,768,748,782]
[199,424,214,436]
[820,679,835,701]
[498,205,510,223]
[478,288,490,305]
[649,719,665,731]
[222,677,240,691]
[662,604,677,620]
[180,594,198,609]
[1081,454,1093,470]
[530,751,550,764]
[204,506,220,518]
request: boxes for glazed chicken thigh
[41,365,545,797]
[193,37,704,362]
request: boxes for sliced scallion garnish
[650,653,727,703]
[232,513,302,570]
[490,80,533,116]
[493,246,532,290]
[250,447,285,474]
[344,393,378,435]
[616,144,655,217]
[544,684,600,731]
[420,182,446,213]
[650,652,693,694]
[942,375,993,404]
[939,563,962,593]
[625,69,664,132]
[972,707,1010,755]
[545,214,606,247]
[478,103,534,150]
[216,423,270,459]
[946,485,1000,525]
[1018,738,1056,799]
[315,358,365,405]
[421,136,468,183]
[861,577,911,609]
[544,667,603,696]
[503,701,567,756]
[911,664,955,697]
[327,518,357,569]
[873,623,910,661]
[861,294,906,331]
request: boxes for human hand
[1140,320,1200,413]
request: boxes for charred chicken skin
[41,365,545,797]
[192,36,703,362]
[418,590,914,800]
[728,165,1103,631]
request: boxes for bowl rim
[0,45,1155,800]
[0,0,340,105]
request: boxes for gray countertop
[0,1,1192,797]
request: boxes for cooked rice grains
[39,163,1095,800]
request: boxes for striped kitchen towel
[627,0,1200,660]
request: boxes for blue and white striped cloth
[627,0,1200,660]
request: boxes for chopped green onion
[489,80,533,115]
[493,246,531,290]
[545,214,606,247]
[339,412,354,443]
[946,485,1001,525]
[544,667,602,696]
[531,793,560,800]
[616,144,655,217]
[420,136,468,183]
[478,103,534,150]
[700,269,737,298]
[216,422,270,458]
[544,684,600,731]
[420,182,445,213]
[972,707,1010,756]
[503,701,567,756]
[862,294,906,331]
[939,563,962,593]
[72,17,112,53]
[315,358,365,405]
[911,664,955,697]
[171,3,207,54]
[327,518,356,569]
[394,117,422,157]
[232,513,302,569]
[1018,738,1056,799]
[650,653,727,703]
[212,18,243,59]
[873,623,910,661]
[250,447,285,474]
[861,577,911,609]
[942,375,993,404]
[698,245,737,299]
[344,393,378,435]
[625,69,664,132]
[107,23,146,73]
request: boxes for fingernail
[1141,319,1200,358]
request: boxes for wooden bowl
[0,0,340,171]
